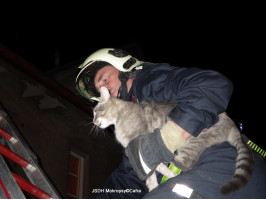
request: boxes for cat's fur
[93,87,254,195]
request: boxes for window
[66,151,84,198]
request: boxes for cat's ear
[99,87,110,103]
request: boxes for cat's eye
[94,109,104,116]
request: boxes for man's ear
[99,87,110,103]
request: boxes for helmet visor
[75,78,100,101]
[75,61,109,101]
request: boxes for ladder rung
[0,107,60,198]
[0,154,25,199]
[0,144,35,171]
[12,173,51,199]
[0,127,17,143]
[0,176,12,199]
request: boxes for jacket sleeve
[132,64,233,137]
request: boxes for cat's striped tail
[220,128,254,195]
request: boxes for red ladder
[0,105,60,199]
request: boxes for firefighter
[76,48,266,198]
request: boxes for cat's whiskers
[80,119,94,127]
[88,124,100,136]
[87,123,108,138]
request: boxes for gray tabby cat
[93,87,254,195]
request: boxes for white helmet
[75,48,144,101]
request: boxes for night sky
[0,8,264,148]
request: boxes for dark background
[0,5,264,148]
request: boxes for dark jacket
[130,63,233,137]
[97,63,234,198]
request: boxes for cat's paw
[146,174,159,192]
[146,179,159,192]
[166,169,178,178]
[172,156,193,171]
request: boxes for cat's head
[93,87,117,128]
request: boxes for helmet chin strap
[117,67,144,100]
[117,72,129,100]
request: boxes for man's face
[94,66,121,97]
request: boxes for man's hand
[125,128,174,181]
[125,121,189,181]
